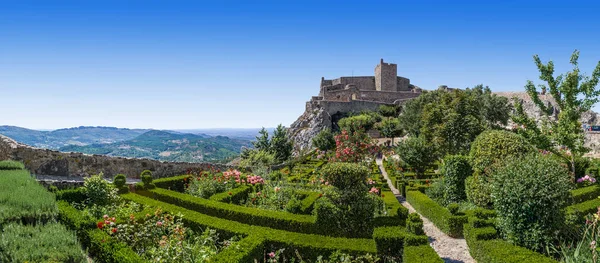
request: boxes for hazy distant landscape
[0,126,255,163]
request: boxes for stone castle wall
[375,60,397,92]
[0,135,231,179]
[322,89,421,104]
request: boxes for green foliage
[270,124,293,163]
[403,245,445,263]
[212,236,265,263]
[0,160,25,170]
[320,162,369,190]
[512,50,600,175]
[55,188,87,203]
[113,174,126,188]
[376,117,403,144]
[378,104,401,118]
[570,184,600,204]
[396,136,437,177]
[373,226,404,259]
[406,190,468,237]
[490,154,571,251]
[400,85,511,156]
[153,175,189,192]
[338,114,377,133]
[0,222,86,263]
[253,127,271,151]
[84,174,119,206]
[469,130,535,174]
[240,149,276,168]
[312,128,336,151]
[0,169,57,223]
[406,213,425,235]
[210,185,252,203]
[465,173,493,208]
[440,155,472,205]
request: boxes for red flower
[97,221,104,229]
[111,228,117,233]
[318,193,323,197]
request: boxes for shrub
[0,169,57,223]
[403,245,444,263]
[469,130,535,174]
[447,203,460,215]
[338,114,377,133]
[153,175,189,192]
[396,136,437,178]
[320,162,369,190]
[406,213,424,235]
[570,184,600,204]
[406,190,467,237]
[83,174,118,206]
[113,174,126,188]
[312,128,336,151]
[465,173,493,208]
[491,154,571,251]
[0,160,25,170]
[441,155,472,205]
[373,226,404,259]
[140,170,155,189]
[0,222,86,263]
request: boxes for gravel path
[376,157,475,263]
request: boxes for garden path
[376,157,475,263]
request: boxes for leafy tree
[252,127,270,151]
[378,104,401,118]
[312,128,336,151]
[270,124,293,163]
[440,155,472,205]
[399,86,510,156]
[338,114,377,133]
[239,150,275,168]
[376,117,403,145]
[395,136,437,178]
[469,130,536,174]
[512,50,600,178]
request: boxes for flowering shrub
[577,174,597,186]
[330,129,379,163]
[186,170,265,199]
[265,248,380,263]
[84,173,119,207]
[245,183,304,213]
[98,208,237,262]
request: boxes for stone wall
[326,76,376,91]
[0,135,231,179]
[322,89,421,104]
[375,60,397,91]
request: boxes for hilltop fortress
[289,59,424,153]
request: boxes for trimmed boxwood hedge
[209,185,252,203]
[406,190,467,237]
[212,235,265,263]
[122,193,378,261]
[567,197,600,216]
[138,188,321,235]
[403,245,444,263]
[0,160,25,170]
[298,191,321,214]
[463,212,557,263]
[152,175,189,192]
[570,184,600,205]
[55,188,87,204]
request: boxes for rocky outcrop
[288,102,331,154]
[0,134,231,179]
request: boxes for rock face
[0,134,231,178]
[495,92,600,154]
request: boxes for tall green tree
[270,124,293,163]
[512,50,600,178]
[252,127,270,151]
[312,128,336,151]
[376,117,403,145]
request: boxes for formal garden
[2,50,600,262]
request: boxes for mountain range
[0,126,252,163]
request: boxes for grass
[0,169,58,223]
[0,160,25,170]
[0,222,86,263]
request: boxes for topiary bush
[140,170,155,189]
[315,162,376,238]
[440,155,472,205]
[113,174,128,194]
[465,173,493,208]
[490,154,571,252]
[469,130,535,174]
[406,213,425,235]
[83,174,118,206]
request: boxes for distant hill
[59,130,251,163]
[174,128,275,141]
[0,126,149,149]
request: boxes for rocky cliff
[0,134,231,178]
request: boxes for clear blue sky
[2,0,600,130]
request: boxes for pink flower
[268,252,276,258]
[369,187,379,194]
[157,221,163,227]
[103,215,109,220]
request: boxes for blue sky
[1,0,600,129]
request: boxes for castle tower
[375,58,397,92]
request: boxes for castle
[314,59,422,104]
[289,59,424,153]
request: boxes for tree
[331,129,379,163]
[376,117,403,145]
[312,128,336,151]
[252,127,270,151]
[270,124,293,163]
[338,114,377,133]
[512,50,600,178]
[378,104,401,118]
[395,136,437,178]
